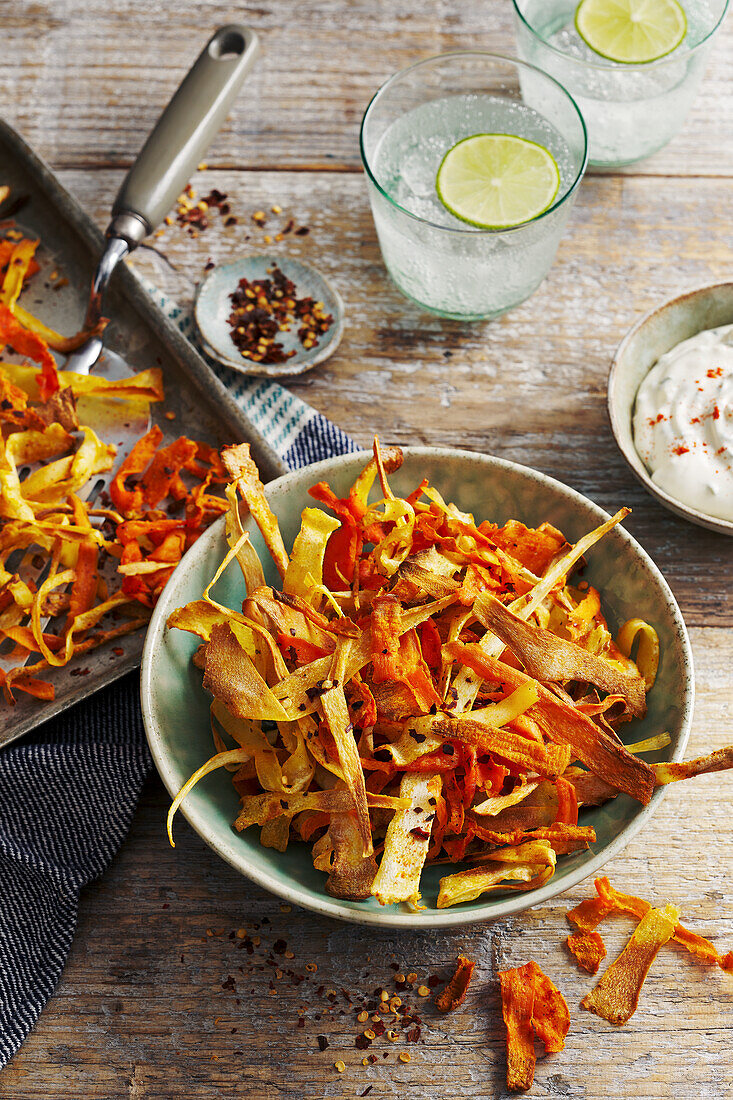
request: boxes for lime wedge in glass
[575,0,687,63]
[435,134,561,230]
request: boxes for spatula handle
[109,25,258,244]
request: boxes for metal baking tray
[0,120,287,747]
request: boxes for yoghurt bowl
[608,281,733,537]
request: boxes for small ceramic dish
[608,281,733,537]
[194,255,344,378]
[141,448,694,928]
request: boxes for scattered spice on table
[227,264,333,365]
[173,183,235,236]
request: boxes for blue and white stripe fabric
[0,285,357,1070]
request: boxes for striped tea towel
[0,282,358,1070]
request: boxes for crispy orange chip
[581,903,679,1025]
[654,745,733,786]
[163,438,733,915]
[435,953,476,1013]
[0,302,59,400]
[500,960,570,1092]
[566,894,614,933]
[529,961,570,1054]
[500,963,537,1093]
[445,644,655,805]
[593,877,733,973]
[0,216,227,702]
[566,930,607,975]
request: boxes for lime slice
[575,0,687,63]
[435,134,561,230]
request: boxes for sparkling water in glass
[513,0,729,167]
[360,53,587,320]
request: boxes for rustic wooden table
[3,2,733,1097]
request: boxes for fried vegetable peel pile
[0,215,229,702]
[497,874,733,1090]
[566,875,733,1021]
[164,437,733,910]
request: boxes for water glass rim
[359,50,588,237]
[511,0,731,72]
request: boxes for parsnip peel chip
[581,903,679,1025]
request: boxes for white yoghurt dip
[633,323,733,522]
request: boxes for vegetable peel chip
[475,592,647,718]
[566,930,607,975]
[500,960,570,1092]
[0,218,231,699]
[165,439,733,913]
[434,953,476,1012]
[581,903,679,1025]
[570,877,733,973]
[445,644,655,804]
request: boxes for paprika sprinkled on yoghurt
[633,324,733,522]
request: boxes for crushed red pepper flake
[175,187,232,234]
[227,265,333,365]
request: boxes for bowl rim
[141,446,694,928]
[607,281,733,538]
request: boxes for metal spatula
[68,22,259,381]
[0,25,259,675]
[63,22,259,501]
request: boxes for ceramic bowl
[608,281,733,536]
[194,255,344,378]
[141,448,694,928]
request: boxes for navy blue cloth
[0,409,357,1069]
[0,675,149,1067]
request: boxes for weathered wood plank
[1,626,730,1099]
[49,166,733,629]
[2,0,732,177]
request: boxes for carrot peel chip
[529,962,570,1054]
[500,963,537,1093]
[435,953,476,1013]
[500,960,570,1092]
[566,930,607,975]
[592,876,733,973]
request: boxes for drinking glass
[360,52,588,320]
[513,0,730,168]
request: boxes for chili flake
[226,265,334,365]
[175,187,232,235]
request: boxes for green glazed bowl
[141,448,693,928]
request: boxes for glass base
[588,139,675,170]
[387,272,544,322]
